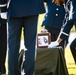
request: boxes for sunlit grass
[65,47,76,75]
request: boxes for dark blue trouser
[8,15,38,75]
[70,38,76,64]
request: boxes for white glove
[48,41,59,48]
[1,12,7,19]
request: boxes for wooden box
[37,32,51,48]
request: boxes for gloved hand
[1,12,7,19]
[48,41,59,48]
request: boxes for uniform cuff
[60,33,69,41]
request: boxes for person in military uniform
[42,0,68,49]
[48,0,76,64]
[0,0,45,75]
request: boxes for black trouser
[70,38,76,64]
[0,23,7,74]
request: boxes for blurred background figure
[0,10,7,74]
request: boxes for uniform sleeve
[59,20,74,40]
[0,0,7,12]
